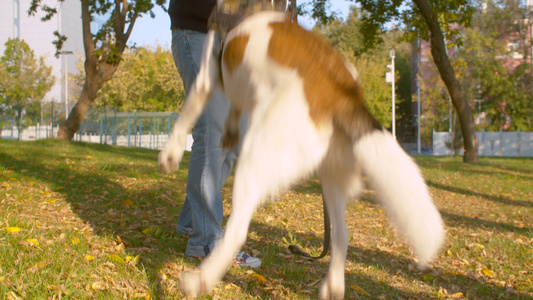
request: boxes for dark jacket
[168,0,216,33]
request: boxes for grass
[0,139,532,299]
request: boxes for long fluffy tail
[354,129,444,268]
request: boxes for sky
[127,0,355,48]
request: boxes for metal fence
[0,107,192,150]
[75,107,180,149]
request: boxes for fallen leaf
[115,243,125,252]
[6,227,21,233]
[482,268,495,277]
[252,274,267,282]
[108,254,125,265]
[473,243,485,249]
[451,292,464,297]
[91,281,106,290]
[35,259,50,268]
[142,227,153,235]
[26,238,40,246]
[5,292,23,300]
[122,200,134,206]
[72,237,81,245]
[85,255,95,261]
[350,284,371,297]
[423,274,435,282]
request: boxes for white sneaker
[234,251,261,268]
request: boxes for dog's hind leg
[221,105,241,148]
[318,134,364,300]
[159,30,220,173]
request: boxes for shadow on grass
[0,140,529,299]
[0,140,186,297]
[418,156,533,180]
[427,180,532,208]
[243,218,525,299]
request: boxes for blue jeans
[171,29,246,257]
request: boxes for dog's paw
[318,278,345,300]
[179,271,205,297]
[158,147,183,173]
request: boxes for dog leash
[288,190,330,259]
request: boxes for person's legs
[171,30,259,267]
[172,29,232,257]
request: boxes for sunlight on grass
[0,139,531,299]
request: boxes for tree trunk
[57,78,103,140]
[413,0,479,162]
[56,0,125,141]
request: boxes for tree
[0,38,54,137]
[315,7,414,141]
[331,0,480,162]
[29,0,166,140]
[93,45,185,112]
[458,0,533,131]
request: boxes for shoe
[234,251,261,268]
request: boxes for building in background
[0,0,84,117]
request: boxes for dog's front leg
[159,30,220,173]
[179,176,257,296]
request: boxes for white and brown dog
[159,2,444,299]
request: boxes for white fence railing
[433,129,533,157]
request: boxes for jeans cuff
[184,242,216,258]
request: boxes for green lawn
[0,139,531,299]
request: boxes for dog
[159,2,444,299]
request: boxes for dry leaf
[423,274,435,281]
[252,274,267,282]
[108,254,125,265]
[26,238,39,246]
[451,292,464,297]
[350,284,371,296]
[115,243,125,252]
[5,292,23,300]
[5,227,20,233]
[482,268,495,277]
[91,281,106,290]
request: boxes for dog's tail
[353,129,444,268]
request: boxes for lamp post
[61,50,73,119]
[417,78,421,154]
[386,48,396,139]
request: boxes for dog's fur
[159,7,444,299]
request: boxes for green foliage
[457,0,533,131]
[0,38,55,125]
[353,0,475,50]
[316,8,413,135]
[298,0,337,26]
[92,45,185,112]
